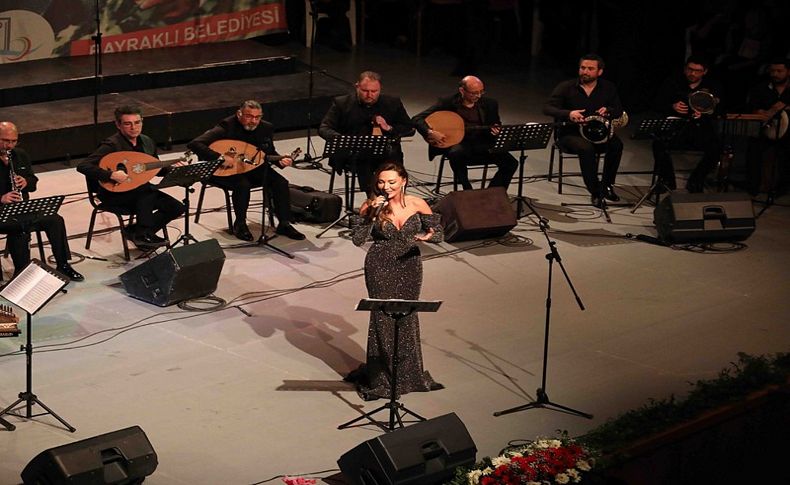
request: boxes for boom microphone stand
[92,0,103,145]
[301,0,324,169]
[494,219,592,419]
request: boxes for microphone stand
[91,0,103,145]
[301,0,324,170]
[494,219,592,419]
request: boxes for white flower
[467,469,482,485]
[567,468,581,482]
[481,467,493,476]
[576,460,591,472]
[555,472,570,484]
[548,439,562,448]
[491,456,511,467]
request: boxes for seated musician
[77,106,185,249]
[319,71,414,195]
[543,54,624,207]
[651,55,724,193]
[187,100,305,241]
[412,75,517,192]
[0,121,83,281]
[745,58,790,196]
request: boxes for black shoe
[591,194,604,209]
[276,223,306,240]
[133,232,169,248]
[429,381,445,391]
[57,264,84,282]
[233,222,254,241]
[603,185,620,202]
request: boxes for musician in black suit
[0,121,83,281]
[651,55,724,193]
[319,71,415,195]
[543,54,624,207]
[412,75,518,191]
[188,100,304,241]
[745,58,790,196]
[77,106,184,249]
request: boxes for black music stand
[0,259,74,432]
[338,298,442,432]
[631,118,688,212]
[491,123,552,220]
[317,135,389,238]
[157,158,223,247]
[0,195,66,276]
[494,220,592,420]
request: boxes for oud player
[78,106,185,249]
[412,75,517,191]
[188,100,304,241]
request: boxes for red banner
[0,1,286,63]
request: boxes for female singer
[346,162,444,401]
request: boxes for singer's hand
[373,195,388,208]
[1,191,22,204]
[12,175,27,190]
[415,228,435,241]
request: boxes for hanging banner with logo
[0,0,287,64]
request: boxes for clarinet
[6,149,21,194]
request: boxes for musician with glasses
[77,106,185,249]
[412,75,518,191]
[651,55,724,193]
[319,71,414,196]
[188,100,305,241]
[543,54,624,208]
[0,121,83,281]
[745,58,790,196]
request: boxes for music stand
[317,135,389,238]
[0,259,75,432]
[338,298,442,432]
[156,159,223,247]
[631,118,688,212]
[491,123,552,220]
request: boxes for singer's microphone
[372,191,389,218]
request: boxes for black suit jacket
[412,93,502,160]
[187,115,283,166]
[319,93,414,171]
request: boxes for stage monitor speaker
[654,192,755,243]
[119,238,225,307]
[338,413,476,485]
[434,187,516,242]
[21,425,157,485]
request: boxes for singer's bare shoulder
[406,195,433,215]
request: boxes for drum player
[543,54,625,208]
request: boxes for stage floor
[1,41,789,484]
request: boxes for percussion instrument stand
[494,219,592,420]
[338,298,442,432]
[317,135,388,238]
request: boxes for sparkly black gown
[348,212,444,400]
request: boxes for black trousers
[0,214,70,273]
[209,165,292,226]
[445,141,518,191]
[651,121,721,189]
[557,134,623,195]
[98,185,184,235]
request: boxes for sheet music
[0,260,68,315]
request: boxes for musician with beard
[188,100,305,241]
[412,75,518,191]
[652,55,724,193]
[543,54,624,207]
[745,58,790,196]
[319,71,414,195]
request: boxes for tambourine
[688,90,718,115]
[580,115,612,144]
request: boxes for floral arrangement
[281,477,316,485]
[449,434,597,485]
